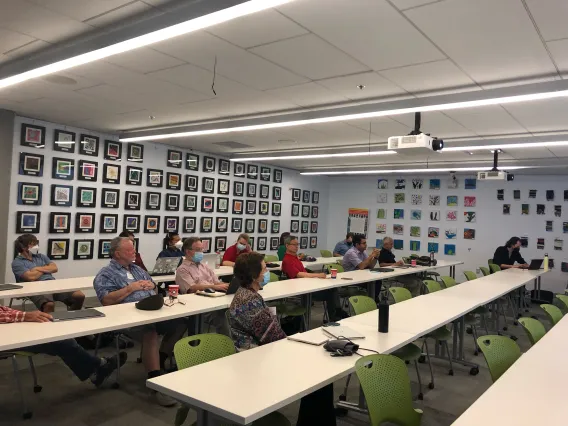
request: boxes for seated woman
[157,232,183,259]
[228,252,336,426]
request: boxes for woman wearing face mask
[227,252,337,426]
[221,233,251,267]
[157,232,184,259]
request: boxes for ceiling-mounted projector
[477,170,514,181]
[387,133,444,153]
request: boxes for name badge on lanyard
[126,272,134,281]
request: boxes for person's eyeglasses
[288,243,299,246]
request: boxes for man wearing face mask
[176,237,229,335]
[12,234,85,313]
[333,232,354,257]
[221,233,251,267]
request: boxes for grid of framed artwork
[290,188,319,252]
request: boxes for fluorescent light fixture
[0,0,293,90]
[230,151,396,162]
[443,141,568,152]
[300,166,532,176]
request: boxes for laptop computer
[371,267,395,273]
[202,253,219,269]
[50,309,105,322]
[149,257,180,276]
[524,259,544,270]
[0,284,23,291]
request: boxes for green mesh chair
[479,266,490,276]
[273,271,307,329]
[326,264,367,308]
[476,335,521,382]
[388,287,412,304]
[355,355,423,426]
[554,294,568,313]
[488,259,495,266]
[518,317,546,346]
[463,271,477,281]
[540,304,564,327]
[489,263,501,274]
[264,255,279,262]
[348,295,377,316]
[462,270,490,337]
[439,276,457,288]
[320,249,333,257]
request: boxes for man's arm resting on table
[357,256,377,269]
[99,280,154,306]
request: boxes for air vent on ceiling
[213,141,252,149]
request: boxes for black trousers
[296,383,336,426]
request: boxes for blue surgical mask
[260,271,270,287]
[237,243,246,251]
[192,252,204,263]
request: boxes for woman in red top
[222,233,251,266]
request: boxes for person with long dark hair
[493,236,529,269]
[157,232,183,258]
[277,232,290,261]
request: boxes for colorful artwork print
[411,210,422,220]
[464,196,476,207]
[411,194,422,205]
[446,211,457,221]
[428,242,439,253]
[376,224,386,234]
[429,195,440,206]
[395,179,405,190]
[410,240,420,251]
[394,193,405,203]
[429,179,440,190]
[445,228,457,239]
[393,224,404,235]
[447,196,458,206]
[444,244,456,255]
[410,226,421,237]
[464,228,475,240]
[394,209,404,219]
[377,179,388,189]
[428,227,439,238]
[464,179,477,190]
[464,211,476,223]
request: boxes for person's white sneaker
[152,390,177,407]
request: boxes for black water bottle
[378,294,389,333]
[430,251,435,266]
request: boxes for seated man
[333,232,354,257]
[1,306,124,387]
[94,237,186,407]
[222,233,251,267]
[176,237,229,335]
[493,236,529,269]
[378,237,423,296]
[282,236,348,322]
[12,234,84,313]
[342,235,380,272]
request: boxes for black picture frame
[201,196,214,213]
[74,239,94,260]
[311,221,318,233]
[201,237,212,253]
[17,182,42,205]
[290,220,299,233]
[260,166,271,182]
[167,149,182,168]
[302,190,310,203]
[51,157,74,180]
[125,191,141,210]
[249,237,255,251]
[270,237,279,250]
[50,184,73,207]
[98,239,112,259]
[291,203,300,217]
[257,237,267,251]
[127,143,144,162]
[77,160,98,181]
[16,211,41,233]
[47,238,69,260]
[202,177,215,194]
[185,174,198,192]
[166,172,181,190]
[231,218,242,232]
[301,220,309,234]
[200,216,213,233]
[102,163,121,184]
[247,164,258,179]
[312,191,320,204]
[245,218,255,234]
[144,215,160,233]
[218,179,230,195]
[246,200,256,215]
[232,199,243,215]
[217,197,229,213]
[19,152,44,177]
[126,166,143,186]
[273,169,282,183]
[184,194,197,212]
[247,183,257,198]
[104,140,122,161]
[216,217,228,233]
[76,187,96,208]
[271,220,280,234]
[146,192,161,210]
[183,217,196,233]
[79,134,99,156]
[101,188,120,209]
[219,159,230,175]
[300,237,308,250]
[311,206,319,218]
[164,216,179,233]
[100,214,118,233]
[272,186,281,201]
[258,219,268,233]
[233,181,244,197]
[124,214,140,233]
[166,193,180,211]
[203,156,216,173]
[20,123,46,148]
[259,201,269,215]
[147,169,163,187]
[49,212,71,234]
[292,188,301,201]
[302,205,310,218]
[53,129,76,153]
[310,237,318,249]
[272,202,281,217]
[234,162,245,177]
[186,153,199,171]
[215,236,227,252]
[259,184,269,199]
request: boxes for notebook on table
[50,309,105,322]
[321,325,366,340]
[287,332,329,346]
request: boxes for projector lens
[433,138,444,151]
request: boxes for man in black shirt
[379,237,422,295]
[493,237,529,269]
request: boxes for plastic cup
[411,259,417,267]
[331,268,338,279]
[168,284,180,298]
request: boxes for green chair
[462,270,490,337]
[540,304,563,327]
[518,317,546,346]
[355,355,423,426]
[488,258,495,266]
[489,263,501,274]
[388,287,412,304]
[476,335,521,382]
[440,276,457,288]
[269,272,279,282]
[423,280,443,293]
[324,263,345,274]
[479,266,490,276]
[463,271,477,281]
[320,249,333,258]
[264,255,279,262]
[273,270,307,329]
[554,294,568,313]
[326,264,366,309]
[348,295,377,316]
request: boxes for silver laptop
[202,253,219,268]
[150,257,180,275]
[0,284,23,291]
[50,309,105,322]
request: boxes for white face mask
[174,241,183,249]
[28,245,39,255]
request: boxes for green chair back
[269,272,279,282]
[489,263,501,274]
[320,249,333,258]
[480,266,490,276]
[264,255,279,262]
[518,317,546,346]
[554,294,568,313]
[476,335,521,383]
[488,259,495,265]
[463,271,477,281]
[173,334,235,371]
[349,295,377,316]
[355,355,423,426]
[540,304,564,326]
[440,276,457,288]
[324,263,344,273]
[389,287,412,304]
[423,279,442,294]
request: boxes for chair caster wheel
[449,370,454,376]
[474,350,479,356]
[525,309,530,313]
[405,360,410,365]
[516,314,522,319]
[466,327,473,335]
[136,358,142,364]
[33,385,42,393]
[418,355,426,363]
[23,412,32,419]
[470,367,479,376]
[531,316,537,320]
[111,382,120,389]
[335,407,348,417]
[418,393,423,400]
[428,383,434,390]
[339,394,346,402]
[513,321,519,326]
[502,326,508,331]
[510,335,518,341]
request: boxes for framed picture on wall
[219,159,230,175]
[75,213,95,233]
[215,236,227,252]
[50,184,73,207]
[233,181,244,197]
[166,172,181,190]
[47,238,69,260]
[273,169,282,183]
[164,216,179,233]
[147,169,163,187]
[291,203,299,217]
[49,212,71,233]
[259,201,269,215]
[257,237,267,251]
[125,191,141,210]
[124,215,140,233]
[200,217,213,233]
[216,217,228,233]
[166,194,180,211]
[258,219,268,233]
[249,237,255,251]
[247,164,258,179]
[184,194,197,212]
[247,183,257,198]
[218,179,230,195]
[98,239,112,259]
[300,237,308,249]
[186,153,199,171]
[290,220,299,233]
[76,187,96,208]
[201,238,212,253]
[310,237,318,249]
[74,239,94,260]
[102,163,121,184]
[259,184,269,199]
[19,152,44,177]
[201,196,214,213]
[246,200,256,215]
[272,186,281,200]
[16,211,41,233]
[311,221,318,233]
[217,197,229,213]
[77,160,98,181]
[312,191,319,204]
[17,182,42,205]
[232,199,243,215]
[292,188,301,201]
[302,190,310,203]
[203,156,216,173]
[144,215,160,233]
[270,237,279,250]
[167,149,182,168]
[53,129,76,153]
[79,134,99,156]
[234,162,245,177]
[127,143,144,161]
[185,175,198,192]
[271,220,280,234]
[245,219,255,234]
[21,123,45,148]
[100,214,118,233]
[183,217,196,233]
[51,157,74,180]
[101,189,119,208]
[301,205,310,218]
[202,177,215,194]
[104,140,122,160]
[231,218,242,232]
[301,221,309,234]
[272,202,281,216]
[126,166,142,186]
[260,166,271,182]
[311,206,319,218]
[146,192,161,210]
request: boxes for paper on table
[287,331,329,346]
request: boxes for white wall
[326,174,568,293]
[6,115,329,282]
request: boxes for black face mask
[346,241,353,247]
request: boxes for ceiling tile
[278,0,445,70]
[105,48,186,74]
[346,117,418,139]
[27,0,135,22]
[379,60,476,95]
[250,33,369,80]
[265,82,348,107]
[389,0,443,10]
[547,39,568,73]
[317,72,408,101]
[0,28,36,54]
[207,9,308,49]
[313,122,378,144]
[390,111,475,138]
[405,0,557,83]
[525,0,568,42]
[444,106,528,136]
[547,146,568,157]
[3,39,51,60]
[503,98,568,133]
[84,1,156,27]
[504,147,555,160]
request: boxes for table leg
[302,293,312,330]
[450,266,455,279]
[366,281,377,300]
[195,408,210,426]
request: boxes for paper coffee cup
[168,284,180,298]
[331,268,338,278]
